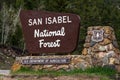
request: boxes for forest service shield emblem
[91,30,104,42]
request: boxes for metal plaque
[22,58,71,65]
[91,30,104,42]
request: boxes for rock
[87,48,92,55]
[87,27,93,31]
[109,58,115,65]
[98,52,106,58]
[104,33,109,38]
[69,65,75,70]
[82,48,88,55]
[56,65,69,70]
[85,36,91,43]
[106,51,115,58]
[87,31,92,35]
[90,41,96,47]
[111,33,116,40]
[107,43,114,51]
[93,58,103,66]
[112,40,119,48]
[100,38,111,45]
[84,43,90,48]
[107,35,113,40]
[114,48,120,54]
[104,33,116,41]
[43,65,53,70]
[93,26,102,29]
[103,26,112,34]
[103,65,116,70]
[98,46,106,51]
[114,58,120,65]
[72,57,84,65]
[11,62,21,72]
[33,65,40,71]
[102,56,109,65]
[75,61,90,71]
[91,44,99,52]
[84,55,92,64]
[43,65,53,69]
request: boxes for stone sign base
[12,55,120,72]
[11,26,120,72]
[11,55,92,72]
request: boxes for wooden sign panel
[20,10,80,54]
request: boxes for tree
[0,3,21,45]
[0,0,120,53]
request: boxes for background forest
[0,0,120,54]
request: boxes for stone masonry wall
[82,26,120,66]
[12,26,120,72]
[12,55,92,72]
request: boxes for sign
[22,58,70,65]
[20,10,80,54]
[91,30,104,42]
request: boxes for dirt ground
[0,76,99,80]
[0,75,116,80]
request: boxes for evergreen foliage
[0,0,120,54]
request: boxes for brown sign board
[20,10,80,54]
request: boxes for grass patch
[12,66,117,77]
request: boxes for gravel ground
[0,75,114,80]
[0,70,10,75]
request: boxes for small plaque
[22,58,71,65]
[91,30,104,42]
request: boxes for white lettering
[52,17,57,24]
[34,29,39,38]
[34,27,65,38]
[33,19,37,25]
[38,18,42,25]
[28,19,32,26]
[67,16,72,23]
[39,39,60,48]
[63,16,67,23]
[28,18,42,26]
[45,16,72,25]
[47,17,52,24]
[39,39,44,48]
[58,16,62,23]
